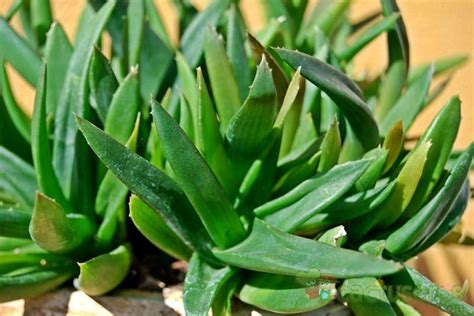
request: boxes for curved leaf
[214,219,402,279]
[76,244,132,296]
[276,48,379,151]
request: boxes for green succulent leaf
[179,93,195,142]
[354,147,387,192]
[152,100,246,249]
[29,192,95,254]
[318,118,341,172]
[76,244,132,296]
[258,159,371,232]
[227,5,251,102]
[0,207,31,239]
[0,263,77,303]
[30,0,53,46]
[139,23,174,98]
[0,252,70,275]
[248,34,289,106]
[238,272,335,314]
[386,144,471,255]
[44,22,73,116]
[0,17,42,85]
[341,277,396,316]
[95,116,140,248]
[385,266,474,316]
[175,52,198,120]
[298,182,396,235]
[214,218,402,279]
[76,116,218,263]
[31,63,73,213]
[0,147,36,210]
[349,142,431,239]
[226,56,277,158]
[129,195,191,261]
[104,69,140,144]
[180,0,231,67]
[0,62,31,142]
[408,54,469,83]
[276,48,379,151]
[381,0,410,71]
[52,0,116,199]
[88,47,118,124]
[382,120,404,174]
[375,61,405,122]
[402,96,461,219]
[380,65,434,136]
[204,26,241,130]
[183,254,236,316]
[126,0,144,67]
[403,178,470,258]
[338,13,399,62]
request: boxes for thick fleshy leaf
[298,182,396,235]
[180,0,231,67]
[380,66,434,136]
[258,159,371,232]
[354,147,387,192]
[386,146,471,255]
[29,192,95,254]
[276,48,379,151]
[31,64,73,213]
[0,62,30,142]
[152,100,246,249]
[341,277,396,316]
[126,0,144,67]
[238,272,335,314]
[214,219,402,279]
[274,151,321,195]
[408,54,469,83]
[226,57,277,157]
[385,267,474,316]
[0,264,77,303]
[104,69,140,144]
[402,96,461,219]
[382,120,404,173]
[375,61,405,122]
[129,195,191,261]
[30,0,53,45]
[404,178,470,258]
[95,116,140,247]
[76,116,218,263]
[381,0,409,71]
[44,22,73,116]
[278,135,322,174]
[338,13,399,62]
[0,147,36,210]
[183,254,236,316]
[349,142,431,239]
[248,34,289,106]
[0,17,42,85]
[52,1,115,198]
[227,5,250,102]
[76,244,131,296]
[317,119,341,172]
[175,52,198,120]
[88,47,118,123]
[179,93,195,142]
[0,207,31,239]
[204,27,241,130]
[0,252,70,275]
[139,23,173,98]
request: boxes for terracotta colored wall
[1,1,472,314]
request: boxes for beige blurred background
[0,0,473,314]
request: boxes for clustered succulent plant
[0,0,473,315]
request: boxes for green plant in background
[1,0,473,315]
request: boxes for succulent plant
[1,0,473,315]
